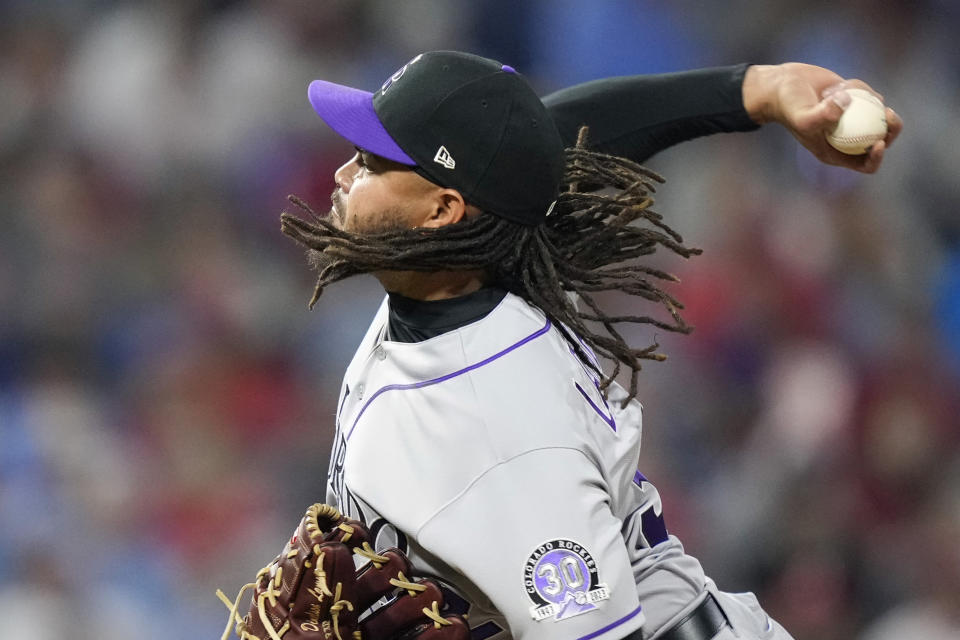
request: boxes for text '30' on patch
[523,539,610,622]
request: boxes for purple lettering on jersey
[337,384,351,418]
[639,506,669,547]
[575,382,616,431]
[329,430,347,507]
[631,471,670,547]
[346,318,552,440]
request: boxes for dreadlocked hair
[280,127,701,405]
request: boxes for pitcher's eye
[354,147,373,171]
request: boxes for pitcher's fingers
[841,78,884,103]
[884,108,903,148]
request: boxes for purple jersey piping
[345,318,552,440]
[574,382,616,431]
[577,603,644,640]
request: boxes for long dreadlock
[280,128,701,404]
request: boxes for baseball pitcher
[221,51,900,640]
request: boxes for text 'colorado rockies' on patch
[523,539,610,622]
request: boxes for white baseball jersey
[326,292,711,640]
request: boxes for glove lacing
[389,572,455,630]
[354,542,390,569]
[328,581,356,640]
[216,561,291,640]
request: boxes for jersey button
[375,346,387,361]
[355,383,364,400]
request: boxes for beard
[281,192,496,310]
[328,187,414,235]
[302,191,414,278]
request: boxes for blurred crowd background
[1,1,959,639]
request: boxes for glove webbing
[215,543,397,640]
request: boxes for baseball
[825,88,888,155]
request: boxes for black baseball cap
[307,51,565,226]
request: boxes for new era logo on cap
[433,146,455,170]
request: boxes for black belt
[655,593,728,640]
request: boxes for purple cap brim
[307,80,416,165]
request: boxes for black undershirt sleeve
[542,63,760,163]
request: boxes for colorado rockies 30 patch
[523,539,610,622]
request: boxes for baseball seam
[830,135,884,145]
[828,134,884,144]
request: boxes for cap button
[501,64,516,74]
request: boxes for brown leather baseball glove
[216,503,469,640]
